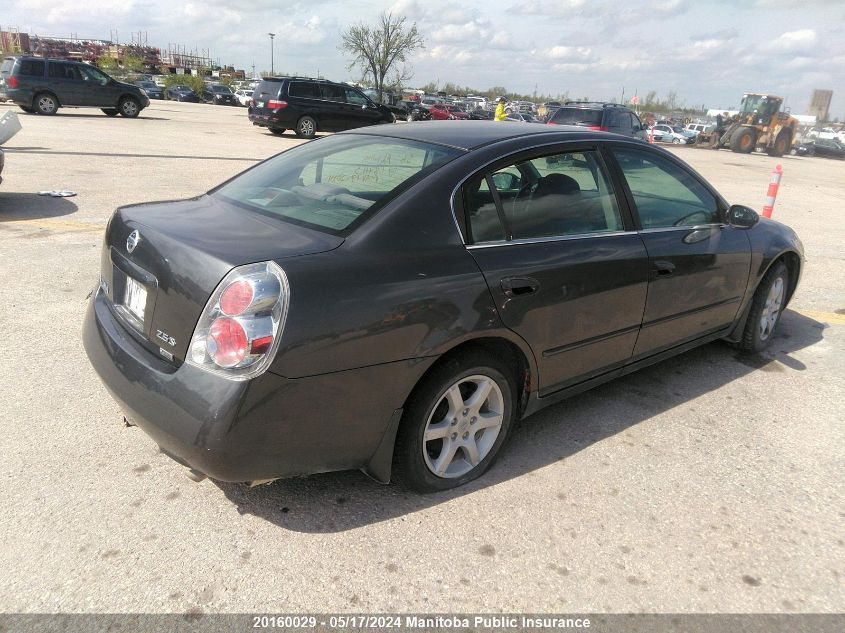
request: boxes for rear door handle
[500,276,540,296]
[652,260,676,277]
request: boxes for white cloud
[273,15,330,45]
[432,20,491,43]
[546,46,597,62]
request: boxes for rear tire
[738,262,789,354]
[19,105,35,114]
[394,351,516,492]
[101,108,118,117]
[295,115,317,138]
[730,127,756,153]
[269,128,286,136]
[34,92,58,115]
[118,97,141,118]
[406,113,414,123]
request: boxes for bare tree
[340,12,424,101]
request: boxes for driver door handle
[653,261,676,277]
[501,276,540,296]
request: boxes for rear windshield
[255,80,282,100]
[550,107,603,126]
[213,134,462,235]
[212,85,231,93]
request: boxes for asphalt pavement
[0,101,842,614]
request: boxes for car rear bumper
[248,110,291,128]
[83,288,422,482]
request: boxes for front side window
[612,148,720,228]
[344,89,368,105]
[465,149,625,244]
[78,65,109,84]
[214,135,461,234]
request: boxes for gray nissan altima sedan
[83,121,803,492]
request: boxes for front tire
[739,262,789,354]
[119,97,140,118]
[394,352,516,492]
[730,127,757,153]
[34,92,58,115]
[295,115,317,138]
[19,105,35,114]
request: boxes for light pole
[268,33,275,76]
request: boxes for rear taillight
[267,100,287,110]
[187,261,290,380]
[588,125,609,132]
[7,76,19,89]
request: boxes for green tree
[163,73,205,94]
[341,12,424,102]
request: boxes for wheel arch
[725,248,802,343]
[361,333,536,485]
[32,90,61,108]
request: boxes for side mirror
[491,172,520,190]
[727,204,759,228]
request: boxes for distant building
[808,89,833,122]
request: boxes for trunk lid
[100,194,342,363]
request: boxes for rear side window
[550,108,603,126]
[288,81,318,98]
[18,59,45,77]
[48,62,81,80]
[214,135,461,234]
[0,59,13,77]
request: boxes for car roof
[339,120,596,151]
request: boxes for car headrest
[535,173,580,196]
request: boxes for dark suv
[548,102,647,140]
[248,77,394,138]
[0,56,149,117]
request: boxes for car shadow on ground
[12,111,170,121]
[0,191,78,221]
[214,310,825,533]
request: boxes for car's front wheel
[119,97,141,118]
[739,262,789,353]
[295,116,317,138]
[395,352,516,492]
[672,137,681,144]
[34,93,58,115]
[19,105,35,114]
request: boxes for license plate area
[122,276,147,327]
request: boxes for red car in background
[446,105,469,120]
[428,103,455,120]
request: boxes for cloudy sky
[5,0,845,117]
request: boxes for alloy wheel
[759,277,784,340]
[122,100,139,117]
[38,96,56,114]
[299,119,314,136]
[422,375,504,479]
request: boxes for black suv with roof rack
[248,76,394,138]
[547,102,647,140]
[0,55,149,117]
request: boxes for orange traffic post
[762,164,783,218]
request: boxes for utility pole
[268,33,275,75]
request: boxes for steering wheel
[673,210,712,226]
